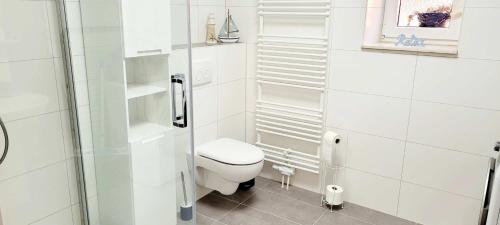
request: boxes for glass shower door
[68,0,196,224]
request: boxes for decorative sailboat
[218,9,240,43]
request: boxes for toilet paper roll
[325,185,343,206]
[322,131,341,166]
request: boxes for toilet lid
[196,138,264,165]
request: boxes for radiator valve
[272,165,295,190]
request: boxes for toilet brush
[180,172,193,221]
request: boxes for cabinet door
[130,131,176,225]
[121,0,171,58]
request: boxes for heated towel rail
[255,0,331,174]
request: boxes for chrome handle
[171,74,187,128]
[0,116,9,166]
[495,142,500,152]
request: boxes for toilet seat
[193,138,264,195]
[196,138,264,165]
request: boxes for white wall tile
[345,131,406,179]
[193,86,218,127]
[398,182,482,225]
[326,90,411,140]
[197,0,225,6]
[333,0,384,8]
[402,143,489,199]
[46,1,63,58]
[414,56,500,110]
[192,46,218,87]
[331,8,366,51]
[407,101,500,156]
[245,112,256,144]
[227,0,257,7]
[329,50,416,98]
[170,5,194,46]
[218,113,246,141]
[466,0,500,8]
[0,59,60,121]
[217,44,246,83]
[218,79,246,119]
[227,7,258,43]
[0,162,71,225]
[459,8,500,60]
[341,169,401,215]
[72,204,83,225]
[246,78,256,112]
[246,43,256,78]
[0,112,65,180]
[0,0,53,61]
[31,208,74,225]
[194,122,218,146]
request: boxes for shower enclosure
[67,0,197,224]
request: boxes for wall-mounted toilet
[194,138,264,195]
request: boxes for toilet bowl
[194,138,264,195]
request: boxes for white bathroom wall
[190,44,248,155]
[0,0,83,224]
[244,0,500,225]
[189,0,258,148]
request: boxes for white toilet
[194,138,264,195]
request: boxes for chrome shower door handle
[0,116,9,166]
[171,73,187,128]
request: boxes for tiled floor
[195,177,421,225]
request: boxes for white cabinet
[121,0,171,58]
[130,129,176,225]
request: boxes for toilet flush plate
[193,59,213,87]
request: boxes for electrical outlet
[193,59,213,87]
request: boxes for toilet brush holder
[180,203,193,221]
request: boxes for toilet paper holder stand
[319,132,344,212]
[320,182,344,212]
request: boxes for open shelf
[127,83,168,99]
[128,121,172,143]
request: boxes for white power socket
[192,59,213,87]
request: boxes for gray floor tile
[196,213,216,225]
[213,188,257,204]
[219,205,299,225]
[254,176,272,189]
[315,212,371,225]
[243,189,325,225]
[260,179,323,207]
[339,202,417,225]
[197,193,240,220]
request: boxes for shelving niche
[125,55,173,143]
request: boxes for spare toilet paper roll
[322,131,341,166]
[325,185,343,206]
